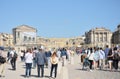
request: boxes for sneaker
[24,76,29,78]
[90,70,93,72]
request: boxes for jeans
[113,60,119,70]
[33,58,36,68]
[10,58,16,70]
[37,65,44,77]
[89,60,93,69]
[47,57,51,69]
[50,64,58,78]
[25,63,32,77]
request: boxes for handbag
[0,56,6,63]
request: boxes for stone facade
[13,25,37,46]
[112,25,120,45]
[67,36,85,48]
[1,25,117,51]
[0,33,14,47]
[11,25,85,51]
[12,25,37,52]
[36,36,85,49]
[85,27,112,48]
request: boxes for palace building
[85,27,112,48]
[13,25,37,46]
[2,24,120,52]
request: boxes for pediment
[15,25,37,32]
[95,28,111,32]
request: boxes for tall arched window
[32,37,35,41]
[16,32,20,38]
[24,36,27,41]
[29,37,31,41]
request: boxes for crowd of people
[81,45,120,72]
[0,45,120,78]
[0,46,75,79]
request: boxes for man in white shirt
[10,48,17,70]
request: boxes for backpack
[13,52,18,59]
[113,53,119,60]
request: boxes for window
[104,37,107,42]
[97,37,99,42]
[17,32,20,38]
[32,37,35,41]
[100,37,103,42]
[24,36,27,41]
[28,37,31,41]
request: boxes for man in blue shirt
[104,45,110,65]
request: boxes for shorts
[108,60,113,63]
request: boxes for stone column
[107,32,109,43]
[102,33,104,42]
[15,31,18,45]
[91,32,94,47]
[97,32,99,42]
[94,32,96,46]
[98,32,100,46]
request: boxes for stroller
[82,57,90,70]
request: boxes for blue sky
[0,0,120,38]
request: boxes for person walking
[10,48,18,70]
[7,48,11,63]
[87,48,94,71]
[104,45,110,66]
[32,47,38,68]
[99,48,105,70]
[93,47,100,70]
[61,48,67,66]
[20,50,24,62]
[24,48,33,78]
[107,48,113,71]
[45,49,52,69]
[49,52,58,79]
[113,47,119,71]
[35,47,47,78]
